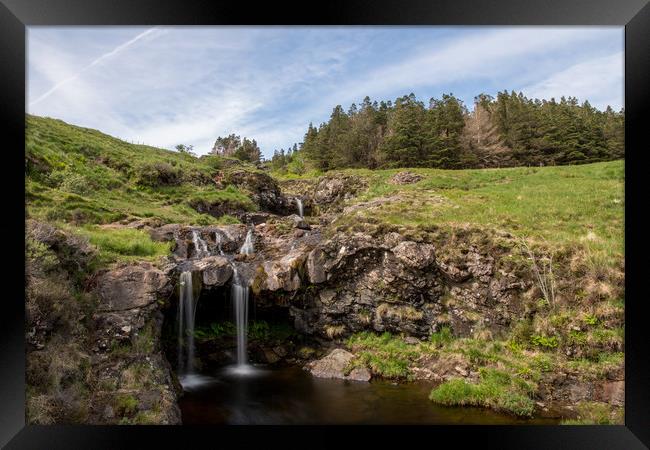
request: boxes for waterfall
[191,229,208,258]
[178,271,198,374]
[214,231,224,255]
[296,197,304,218]
[231,267,249,367]
[240,229,254,255]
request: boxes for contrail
[29,27,161,107]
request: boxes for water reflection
[179,366,560,425]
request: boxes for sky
[27,26,624,159]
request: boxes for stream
[178,365,560,425]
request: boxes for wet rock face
[188,256,233,286]
[157,220,525,345]
[307,348,371,382]
[154,220,524,342]
[258,248,306,292]
[283,230,526,341]
[155,225,249,260]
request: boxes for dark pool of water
[178,365,560,425]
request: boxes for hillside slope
[25,116,625,425]
[26,115,258,226]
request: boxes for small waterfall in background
[191,229,209,258]
[178,271,198,374]
[231,266,250,367]
[240,229,255,255]
[296,197,304,218]
[214,232,224,255]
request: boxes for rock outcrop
[95,262,171,312]
[26,221,181,425]
[154,218,529,344]
[225,170,290,214]
[90,261,181,424]
[389,171,423,185]
[312,174,367,211]
[307,348,371,382]
[180,256,233,286]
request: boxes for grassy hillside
[27,115,623,271]
[25,116,625,423]
[282,161,624,267]
[26,115,256,227]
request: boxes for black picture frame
[2,1,648,448]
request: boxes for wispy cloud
[521,52,624,110]
[27,26,623,157]
[29,27,162,107]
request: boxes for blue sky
[27,26,624,159]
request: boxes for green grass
[565,352,624,380]
[342,329,614,417]
[307,161,623,259]
[346,332,419,379]
[67,225,172,264]
[560,401,623,425]
[429,367,536,417]
[26,115,257,226]
[429,326,454,347]
[114,394,138,417]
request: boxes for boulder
[289,214,311,230]
[313,177,346,205]
[186,256,233,286]
[149,223,180,242]
[95,262,171,312]
[392,241,436,269]
[307,349,371,382]
[260,248,307,291]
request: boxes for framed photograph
[2,0,648,448]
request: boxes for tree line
[210,134,262,163]
[269,91,624,173]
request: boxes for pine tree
[295,92,624,171]
[380,94,426,167]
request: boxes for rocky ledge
[148,218,529,345]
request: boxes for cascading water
[191,229,209,258]
[178,271,198,374]
[225,231,257,374]
[240,229,254,255]
[296,197,305,218]
[296,197,304,218]
[214,232,224,255]
[231,266,249,367]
